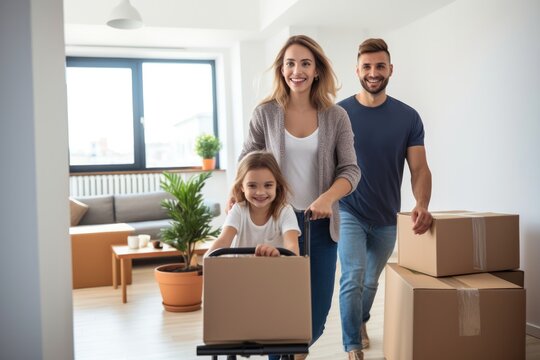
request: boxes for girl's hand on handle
[255,244,280,257]
[307,194,333,220]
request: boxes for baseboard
[527,322,540,339]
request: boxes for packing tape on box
[471,217,487,270]
[457,288,481,336]
[441,212,487,271]
[440,277,481,336]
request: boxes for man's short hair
[358,38,391,62]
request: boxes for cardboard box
[203,256,311,344]
[70,223,134,289]
[398,211,519,277]
[490,269,524,287]
[383,263,525,360]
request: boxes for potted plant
[154,171,220,312]
[195,133,222,170]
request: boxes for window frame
[66,57,219,173]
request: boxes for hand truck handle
[207,247,296,257]
[303,210,311,257]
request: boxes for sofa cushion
[115,191,173,223]
[69,197,89,226]
[204,201,221,217]
[76,195,115,225]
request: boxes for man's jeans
[338,210,396,352]
[269,212,337,360]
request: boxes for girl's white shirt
[224,202,301,248]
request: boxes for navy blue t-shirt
[338,95,425,226]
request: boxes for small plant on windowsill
[194,134,222,170]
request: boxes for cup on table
[138,234,151,248]
[127,235,140,249]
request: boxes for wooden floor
[73,258,540,360]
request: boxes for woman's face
[281,44,318,94]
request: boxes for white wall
[317,28,369,102]
[381,0,540,335]
[234,41,267,159]
[0,0,74,358]
[259,0,297,30]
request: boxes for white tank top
[283,128,319,210]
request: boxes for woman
[240,35,360,358]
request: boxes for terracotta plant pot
[201,158,215,170]
[154,264,203,312]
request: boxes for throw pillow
[69,197,89,226]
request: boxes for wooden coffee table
[111,241,213,303]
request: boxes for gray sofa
[74,191,221,239]
[69,191,220,289]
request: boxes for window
[66,57,218,172]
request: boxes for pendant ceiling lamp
[106,0,143,30]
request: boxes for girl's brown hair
[232,151,290,220]
[261,34,338,111]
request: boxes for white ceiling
[64,0,456,49]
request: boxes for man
[337,38,433,360]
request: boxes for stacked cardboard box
[384,211,525,360]
[397,211,519,276]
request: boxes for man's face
[356,51,393,95]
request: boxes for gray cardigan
[240,101,361,241]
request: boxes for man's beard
[360,76,389,95]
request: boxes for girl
[207,151,300,257]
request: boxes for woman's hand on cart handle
[306,194,333,220]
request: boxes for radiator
[69,173,166,197]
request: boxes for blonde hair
[232,151,290,220]
[261,35,338,111]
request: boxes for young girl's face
[241,168,277,211]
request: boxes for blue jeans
[269,212,337,360]
[338,210,396,352]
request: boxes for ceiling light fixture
[106,0,143,30]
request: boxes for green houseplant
[195,133,222,170]
[154,171,220,312]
